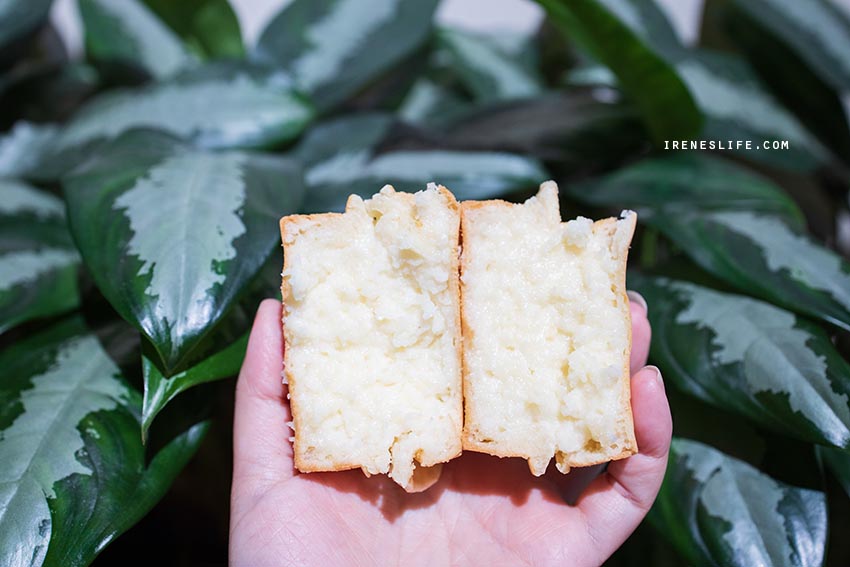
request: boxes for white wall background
[48,0,711,54]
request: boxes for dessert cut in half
[460,181,638,475]
[279,184,463,492]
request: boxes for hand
[230,294,671,567]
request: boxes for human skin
[230,295,671,567]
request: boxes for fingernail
[627,290,648,313]
[645,365,664,390]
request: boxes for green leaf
[633,275,850,450]
[444,91,648,165]
[674,51,827,170]
[818,446,850,500]
[721,3,850,162]
[0,122,59,180]
[55,62,314,152]
[255,0,440,111]
[437,27,542,102]
[0,317,208,566]
[649,211,850,332]
[63,129,305,374]
[141,301,251,438]
[535,0,702,142]
[0,0,53,52]
[569,153,805,225]
[730,0,850,92]
[0,180,79,333]
[142,0,244,58]
[79,0,191,79]
[295,113,547,211]
[397,77,472,127]
[651,438,826,567]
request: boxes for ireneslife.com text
[664,140,790,150]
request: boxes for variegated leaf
[0,123,59,180]
[141,0,244,58]
[652,211,850,332]
[79,0,191,78]
[255,0,439,110]
[437,27,542,102]
[0,317,208,566]
[55,62,313,152]
[731,0,850,91]
[650,438,826,567]
[568,153,804,226]
[633,274,850,449]
[63,129,305,374]
[0,180,79,333]
[294,113,547,212]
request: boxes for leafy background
[1,0,850,565]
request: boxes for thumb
[231,298,294,508]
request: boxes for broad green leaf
[731,0,850,92]
[64,129,305,374]
[633,275,850,449]
[79,0,191,79]
[304,150,547,212]
[55,62,313,152]
[818,446,850,500]
[0,0,53,52]
[437,27,542,102]
[569,153,804,226]
[650,210,850,332]
[535,0,702,142]
[143,0,244,58]
[651,438,826,567]
[0,317,208,566]
[444,91,648,165]
[0,180,79,333]
[0,122,58,180]
[255,0,440,111]
[295,113,547,211]
[141,302,252,438]
[674,51,827,170]
[397,78,472,127]
[721,3,850,162]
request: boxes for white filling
[282,185,461,489]
[462,183,633,474]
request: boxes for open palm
[230,297,671,567]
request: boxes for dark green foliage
[1,0,849,564]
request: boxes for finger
[628,291,651,375]
[232,299,293,505]
[577,366,672,562]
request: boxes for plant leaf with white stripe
[0,0,53,53]
[649,210,850,332]
[79,0,191,79]
[633,274,850,450]
[0,317,208,567]
[294,113,547,212]
[569,153,805,226]
[674,51,827,171]
[64,129,305,374]
[0,180,79,334]
[650,438,826,567]
[0,122,59,180]
[55,62,313,152]
[437,27,542,102]
[730,0,850,92]
[255,0,439,111]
